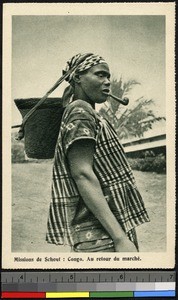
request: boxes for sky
[11,15,165,125]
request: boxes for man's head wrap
[62,53,107,86]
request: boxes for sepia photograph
[2,3,175,269]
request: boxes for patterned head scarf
[63,53,107,86]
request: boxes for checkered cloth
[63,53,107,85]
[46,100,150,251]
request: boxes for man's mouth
[102,89,110,95]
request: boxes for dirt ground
[11,162,166,253]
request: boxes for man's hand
[114,236,138,252]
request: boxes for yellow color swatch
[46,292,89,298]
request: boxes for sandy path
[12,162,166,253]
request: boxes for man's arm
[67,139,137,252]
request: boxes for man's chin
[95,97,107,104]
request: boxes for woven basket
[14,98,64,159]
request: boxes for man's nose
[103,77,110,86]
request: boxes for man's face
[78,63,111,104]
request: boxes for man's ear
[73,73,81,84]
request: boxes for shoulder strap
[15,53,92,140]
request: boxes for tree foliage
[99,77,165,139]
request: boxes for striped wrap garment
[46,99,150,251]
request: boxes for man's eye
[97,73,104,77]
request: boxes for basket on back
[14,98,64,159]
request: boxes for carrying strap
[15,53,92,140]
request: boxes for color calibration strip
[1,290,176,298]
[1,271,176,298]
